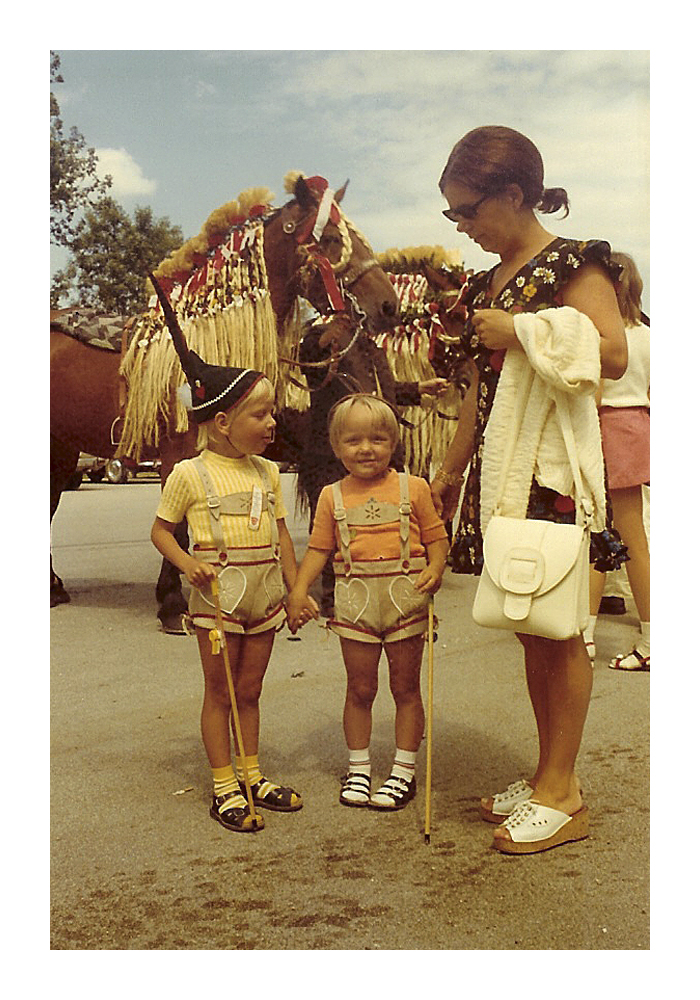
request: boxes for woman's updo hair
[439,125,569,217]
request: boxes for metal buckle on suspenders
[332,483,353,575]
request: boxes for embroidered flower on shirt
[516,276,526,287]
[364,499,381,521]
[567,254,581,267]
[546,251,560,262]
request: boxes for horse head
[264,174,398,333]
[419,260,477,393]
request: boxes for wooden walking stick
[209,577,264,830]
[424,595,435,845]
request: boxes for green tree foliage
[50,52,183,314]
[50,52,111,248]
[51,198,183,314]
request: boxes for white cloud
[95,148,157,197]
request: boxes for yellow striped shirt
[156,450,288,549]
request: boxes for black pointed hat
[185,351,265,424]
[148,272,265,424]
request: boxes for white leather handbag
[472,377,593,640]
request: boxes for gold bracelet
[435,468,465,487]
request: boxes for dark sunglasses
[442,193,490,223]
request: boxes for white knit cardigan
[479,306,606,536]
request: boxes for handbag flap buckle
[499,548,545,595]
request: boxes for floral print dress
[450,237,628,575]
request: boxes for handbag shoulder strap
[553,392,593,528]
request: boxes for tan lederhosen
[187,456,286,635]
[330,472,429,644]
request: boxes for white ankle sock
[348,748,371,776]
[637,621,650,656]
[583,616,597,645]
[392,748,417,783]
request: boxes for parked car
[104,456,161,484]
[66,453,161,489]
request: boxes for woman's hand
[430,478,462,522]
[472,309,518,351]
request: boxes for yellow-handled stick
[209,577,263,830]
[424,596,435,845]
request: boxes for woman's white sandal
[480,779,533,823]
[492,800,590,854]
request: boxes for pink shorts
[599,406,650,490]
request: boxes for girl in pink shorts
[584,252,650,671]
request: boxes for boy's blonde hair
[196,376,275,452]
[328,394,400,453]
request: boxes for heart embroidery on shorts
[263,564,284,607]
[389,575,421,617]
[335,578,370,623]
[201,566,247,614]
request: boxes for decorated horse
[290,245,476,516]
[50,172,399,630]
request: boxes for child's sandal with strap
[369,775,416,811]
[250,777,303,812]
[210,792,261,832]
[339,772,371,807]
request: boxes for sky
[50,49,650,308]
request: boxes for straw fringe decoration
[371,248,466,477]
[118,192,287,460]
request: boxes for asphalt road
[50,475,650,951]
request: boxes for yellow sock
[211,764,240,799]
[235,754,263,785]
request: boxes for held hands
[286,590,320,634]
[472,309,518,351]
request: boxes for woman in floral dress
[431,126,629,854]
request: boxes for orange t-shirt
[309,470,447,562]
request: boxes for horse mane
[153,186,276,284]
[376,245,461,273]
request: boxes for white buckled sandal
[480,779,533,823]
[493,800,590,854]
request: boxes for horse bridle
[273,189,383,318]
